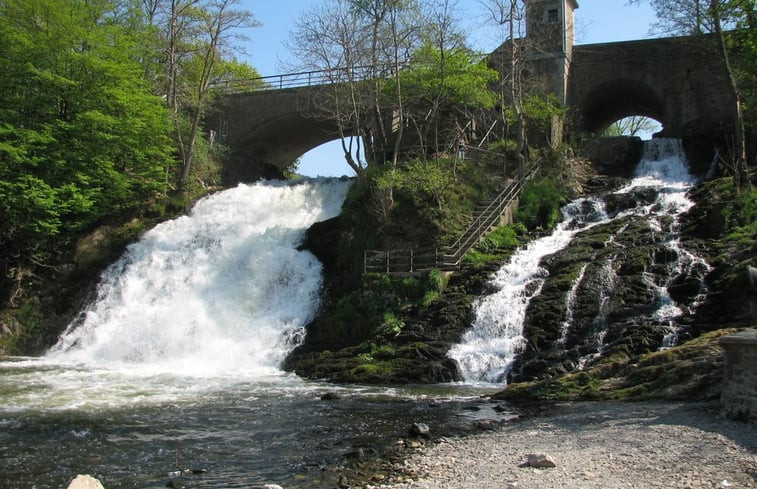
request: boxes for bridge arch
[578,79,665,135]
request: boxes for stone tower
[525,0,579,104]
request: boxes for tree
[290,0,421,176]
[398,42,498,156]
[482,0,529,168]
[603,116,661,137]
[629,0,752,189]
[148,0,257,189]
[0,0,174,303]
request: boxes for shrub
[516,179,566,231]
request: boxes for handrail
[364,159,541,274]
[211,51,489,94]
[210,65,389,94]
[441,160,540,268]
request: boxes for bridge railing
[211,65,386,94]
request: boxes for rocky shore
[372,401,756,489]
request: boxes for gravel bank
[375,401,756,489]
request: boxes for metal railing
[211,52,489,94]
[363,159,541,275]
[211,65,388,94]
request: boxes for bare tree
[176,0,257,188]
[604,115,661,137]
[482,0,528,168]
[289,0,421,176]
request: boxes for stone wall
[719,329,757,421]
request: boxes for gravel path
[374,401,757,489]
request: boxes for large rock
[67,475,105,489]
[526,453,557,468]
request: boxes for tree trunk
[711,0,749,190]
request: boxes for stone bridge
[209,1,735,183]
[208,82,352,184]
[568,35,733,139]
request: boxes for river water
[0,179,501,489]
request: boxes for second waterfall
[450,139,707,384]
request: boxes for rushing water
[48,179,353,374]
[450,138,705,383]
[447,197,609,383]
[0,179,505,488]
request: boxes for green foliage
[399,42,498,109]
[378,312,405,338]
[516,179,566,231]
[464,223,526,267]
[723,184,757,244]
[0,0,173,259]
[209,57,266,95]
[371,154,501,244]
[427,268,446,294]
[376,158,453,210]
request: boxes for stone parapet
[720,329,757,421]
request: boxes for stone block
[719,329,757,421]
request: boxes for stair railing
[363,159,540,274]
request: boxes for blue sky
[238,0,658,177]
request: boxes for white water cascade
[448,198,609,383]
[47,179,352,377]
[451,138,705,384]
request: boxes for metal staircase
[363,160,540,274]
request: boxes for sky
[238,0,659,177]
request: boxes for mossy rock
[494,328,738,403]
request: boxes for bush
[516,179,566,231]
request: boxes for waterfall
[556,262,589,347]
[447,198,608,383]
[47,179,352,376]
[451,138,707,384]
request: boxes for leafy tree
[0,0,173,251]
[146,0,257,189]
[398,41,498,156]
[0,0,176,306]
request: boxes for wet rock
[345,448,365,459]
[320,392,342,401]
[67,475,105,489]
[259,485,284,489]
[409,422,430,438]
[526,453,556,468]
[604,188,658,215]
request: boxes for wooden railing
[363,159,540,274]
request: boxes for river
[0,179,502,488]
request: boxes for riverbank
[369,401,756,489]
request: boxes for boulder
[66,475,105,489]
[409,422,430,438]
[526,453,556,468]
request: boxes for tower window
[547,8,559,23]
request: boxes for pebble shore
[373,401,756,489]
